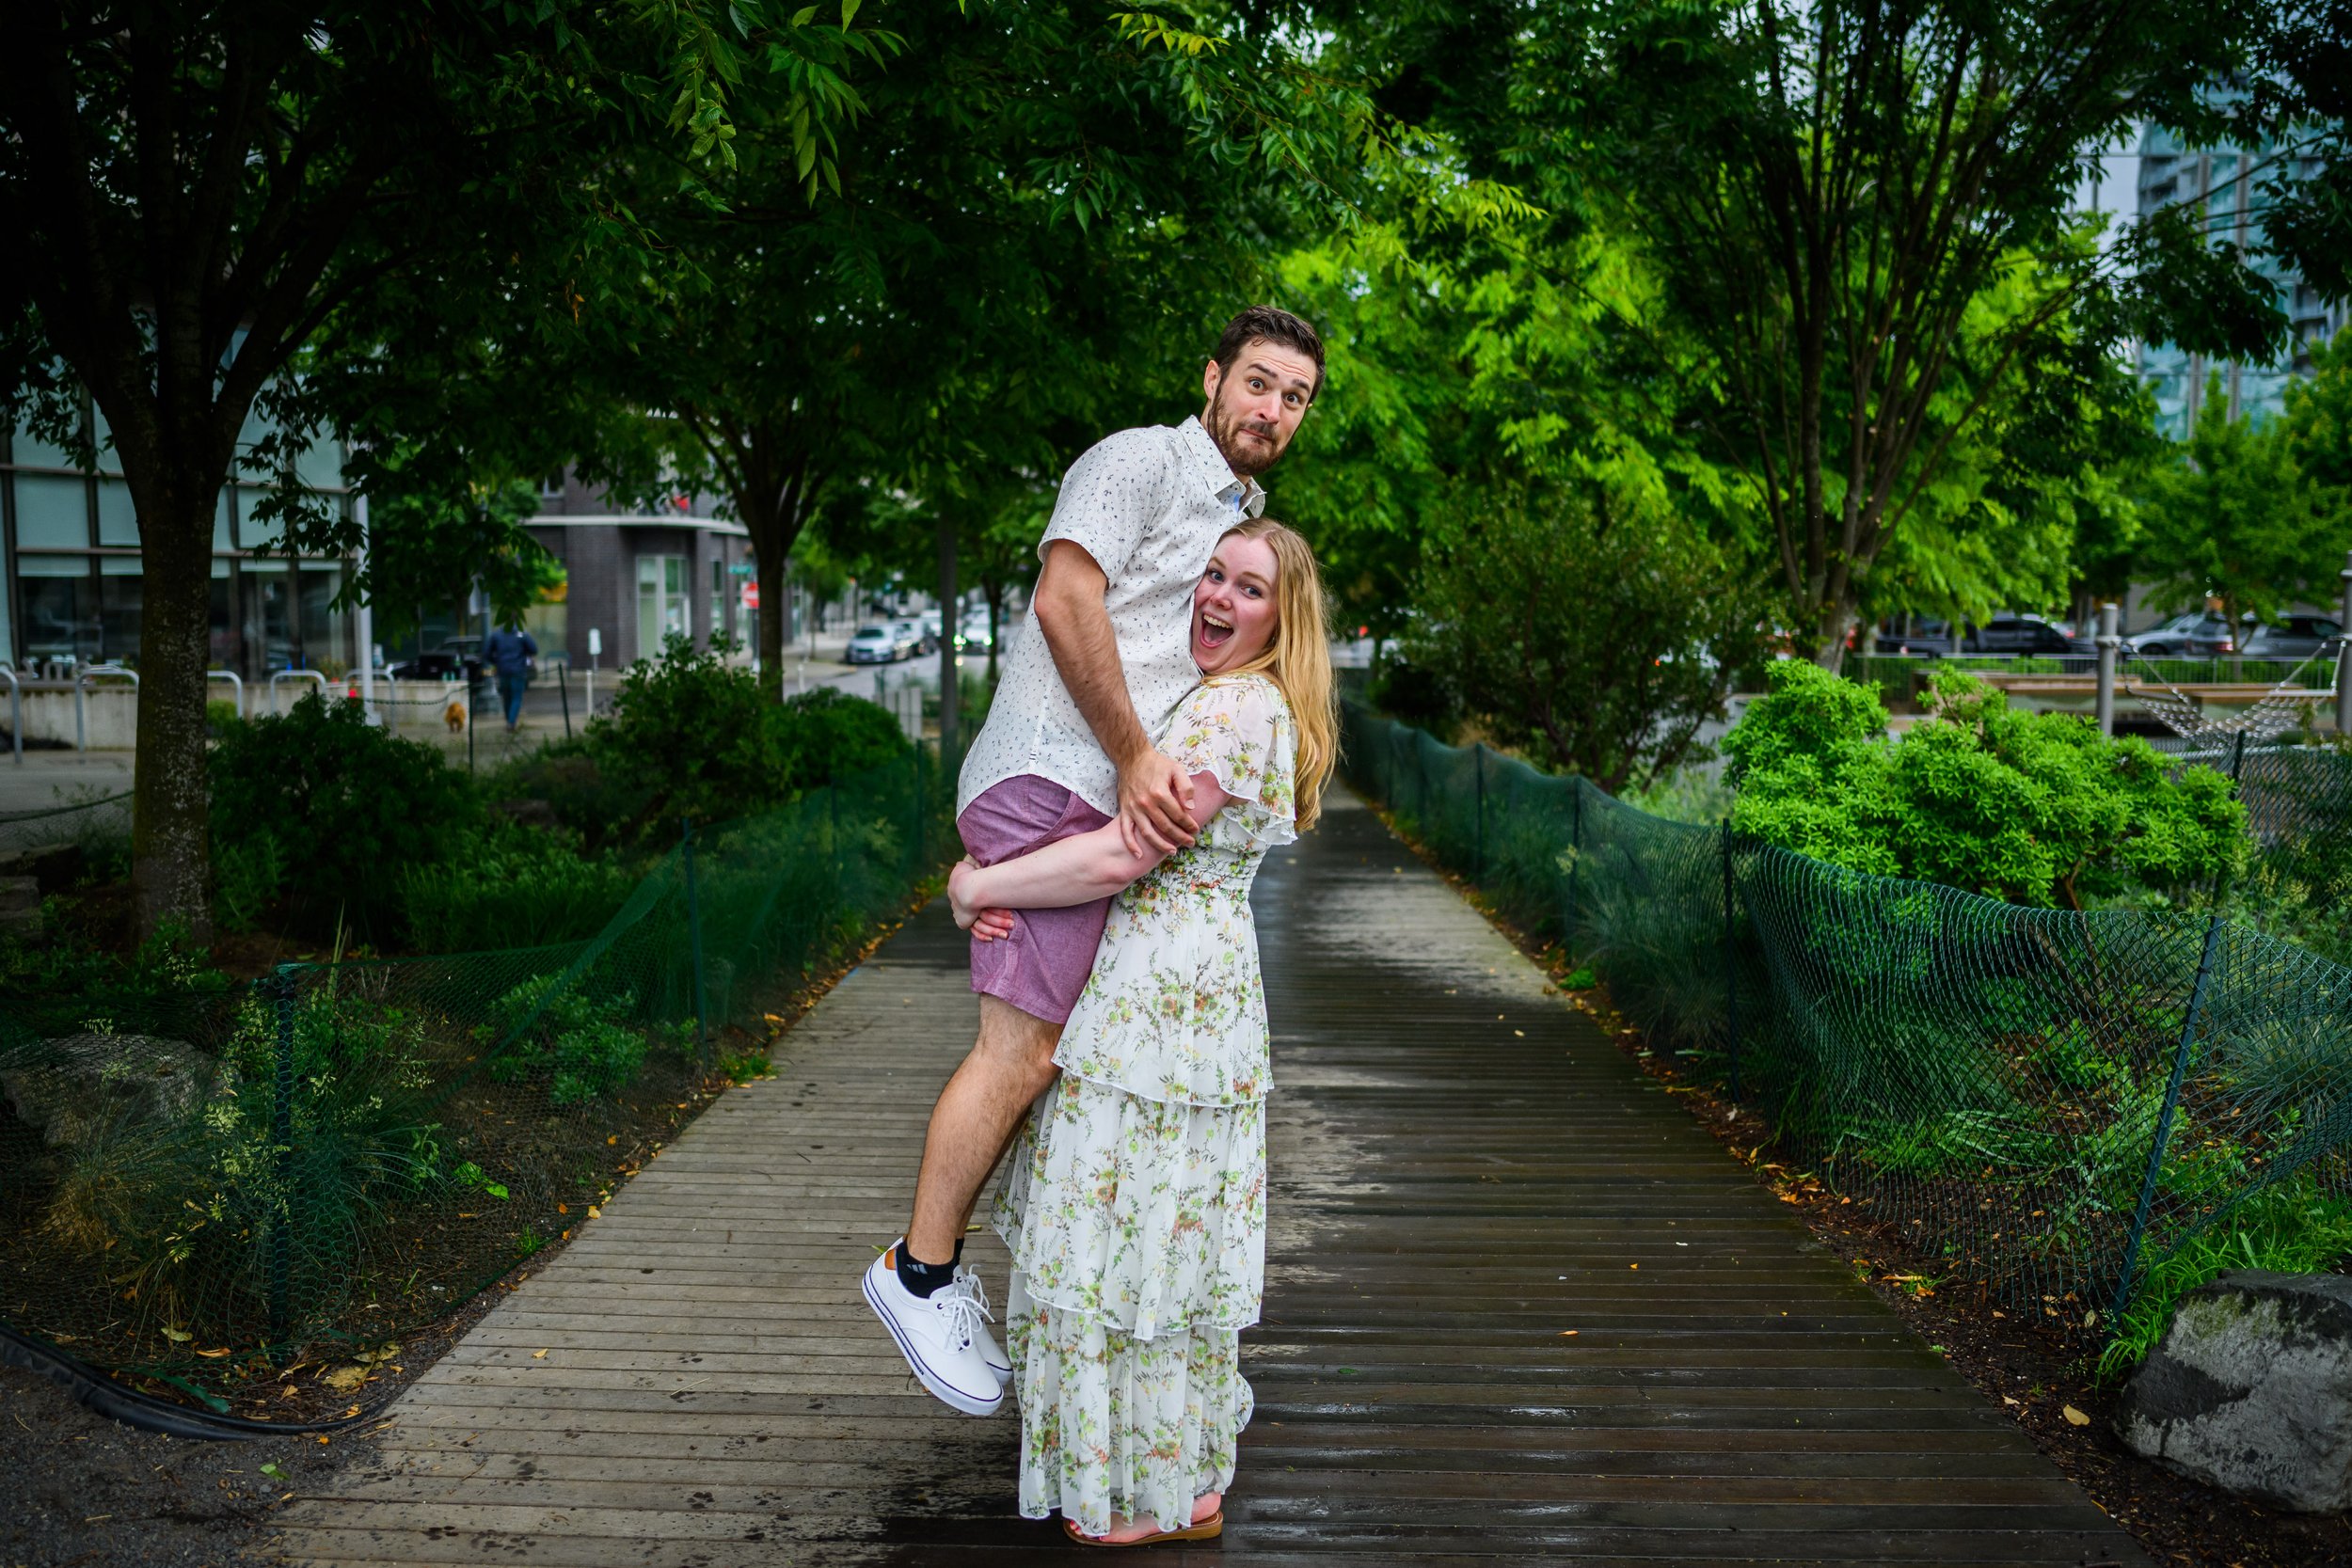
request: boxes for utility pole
[2095,602,2121,736]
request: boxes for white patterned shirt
[958,416,1266,816]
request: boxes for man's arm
[1032,539,1196,855]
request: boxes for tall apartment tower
[2136,118,2349,441]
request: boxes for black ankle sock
[898,1237,964,1299]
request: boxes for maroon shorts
[957,776,1115,1025]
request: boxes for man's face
[1200,339,1317,478]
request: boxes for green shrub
[1725,663,2246,908]
[2098,1175,2352,1381]
[396,820,635,953]
[482,974,647,1105]
[209,695,477,934]
[580,636,910,840]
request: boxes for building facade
[2,400,354,676]
[2136,119,2349,439]
[520,472,761,674]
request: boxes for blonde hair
[1211,516,1338,832]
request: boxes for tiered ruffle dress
[992,673,1297,1537]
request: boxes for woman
[946,516,1336,1545]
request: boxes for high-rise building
[2136,119,2348,440]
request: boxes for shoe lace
[933,1275,993,1352]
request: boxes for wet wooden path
[269,787,2149,1566]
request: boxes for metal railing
[73,664,137,752]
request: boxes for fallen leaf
[1558,1329,1580,1337]
[531,1349,549,1360]
[2062,1404,2090,1427]
[320,1367,368,1392]
[2001,1396,2020,1406]
[586,1205,601,1219]
[196,1347,232,1359]
[161,1326,192,1343]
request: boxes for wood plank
[268,786,2150,1567]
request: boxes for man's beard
[1203,389,1284,478]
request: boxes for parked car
[1873,618,1959,657]
[847,624,916,664]
[953,611,996,652]
[2240,614,2344,660]
[1963,614,2080,657]
[388,636,485,682]
[2127,611,2236,657]
[893,617,937,657]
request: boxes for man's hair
[1212,306,1325,402]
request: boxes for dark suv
[1963,615,2079,656]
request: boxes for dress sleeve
[1165,677,1298,847]
[1037,426,1174,581]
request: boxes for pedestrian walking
[483,621,537,733]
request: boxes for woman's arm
[950,770,1230,932]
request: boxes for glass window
[236,486,280,549]
[709,558,727,649]
[294,434,342,493]
[9,409,80,470]
[91,404,123,474]
[242,560,293,673]
[99,557,142,664]
[298,563,347,676]
[13,473,90,549]
[210,560,240,674]
[215,488,233,553]
[18,556,97,664]
[96,479,139,546]
[636,553,689,660]
[665,556,689,641]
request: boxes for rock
[2116,1268,2352,1513]
[0,841,84,894]
[0,1035,213,1148]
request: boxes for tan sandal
[1062,1508,1224,1546]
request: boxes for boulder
[2116,1268,2352,1513]
[0,1034,212,1148]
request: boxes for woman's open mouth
[1197,610,1235,650]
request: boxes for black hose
[0,1321,376,1441]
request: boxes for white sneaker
[863,1241,1004,1417]
[954,1262,1012,1386]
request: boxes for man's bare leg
[906,995,1061,1264]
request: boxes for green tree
[0,1,819,937]
[1353,0,2288,663]
[2137,371,2349,629]
[1407,478,1771,791]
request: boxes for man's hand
[1118,748,1197,857]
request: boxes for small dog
[444,698,467,734]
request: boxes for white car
[954,612,995,651]
[847,625,911,664]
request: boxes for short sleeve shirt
[957,416,1265,816]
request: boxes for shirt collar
[1177,415,1266,518]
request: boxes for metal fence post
[268,968,297,1343]
[681,818,707,1060]
[558,665,572,740]
[2112,911,2225,1319]
[2338,549,2352,737]
[1721,819,1741,1099]
[1565,780,1583,951]
[1473,742,1486,880]
[2094,602,2121,736]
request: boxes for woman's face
[1192,534,1280,674]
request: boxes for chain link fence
[0,748,956,1418]
[1343,700,2352,1358]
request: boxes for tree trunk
[132,478,221,941]
[751,510,788,699]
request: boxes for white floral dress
[992,673,1297,1537]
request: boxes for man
[863,306,1324,1417]
[481,621,537,733]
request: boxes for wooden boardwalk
[268,787,2150,1566]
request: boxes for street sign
[741,581,760,610]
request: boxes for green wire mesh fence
[1343,700,2352,1349]
[0,748,955,1417]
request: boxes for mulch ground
[2,894,928,1568]
[1371,800,2352,1568]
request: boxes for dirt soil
[3,897,927,1567]
[1374,802,2352,1568]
